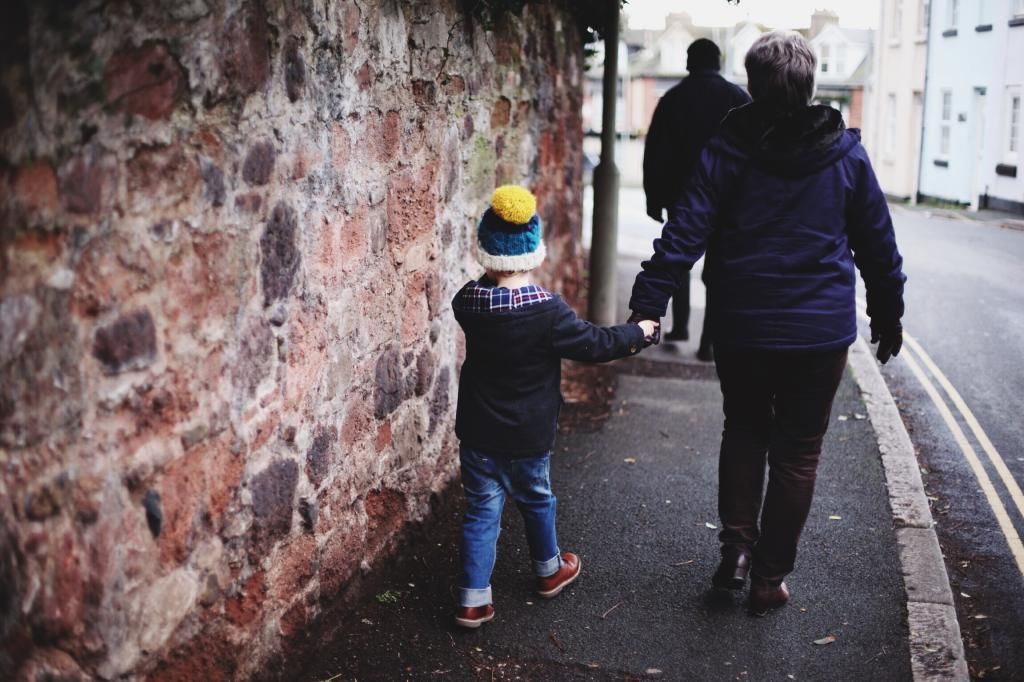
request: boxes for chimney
[810,9,839,37]
[665,12,693,31]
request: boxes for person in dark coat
[629,32,906,615]
[642,38,750,358]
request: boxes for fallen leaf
[705,522,718,529]
[828,515,842,520]
[960,592,972,599]
[813,635,836,646]
[837,415,849,421]
[645,668,663,676]
[853,413,867,420]
[973,614,989,620]
[659,430,670,438]
[624,457,637,464]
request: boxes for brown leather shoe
[712,548,751,591]
[536,552,581,598]
[454,604,494,628]
[749,578,790,616]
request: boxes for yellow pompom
[491,185,536,225]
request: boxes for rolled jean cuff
[458,585,492,608]
[533,551,562,578]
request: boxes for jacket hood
[712,102,859,177]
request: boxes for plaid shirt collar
[462,278,554,313]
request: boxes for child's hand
[638,319,659,341]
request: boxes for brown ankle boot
[749,577,790,616]
[712,548,751,591]
[536,552,581,598]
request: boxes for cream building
[863,0,930,201]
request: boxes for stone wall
[0,1,584,678]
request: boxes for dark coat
[630,102,907,352]
[643,69,751,216]
[453,285,644,457]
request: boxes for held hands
[628,311,661,347]
[638,319,660,341]
[870,319,903,364]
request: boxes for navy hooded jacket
[629,102,906,352]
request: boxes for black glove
[628,311,661,347]
[646,206,664,223]
[870,319,903,364]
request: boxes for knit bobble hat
[474,185,547,272]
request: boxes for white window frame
[820,44,830,73]
[1014,0,1024,18]
[1005,87,1021,162]
[918,0,931,35]
[892,0,904,39]
[939,89,953,157]
[947,0,959,29]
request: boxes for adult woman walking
[628,31,906,615]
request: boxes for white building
[807,11,874,125]
[863,0,929,201]
[918,0,1024,213]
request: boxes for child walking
[451,185,658,628]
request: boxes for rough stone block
[59,152,115,215]
[201,158,226,206]
[250,459,299,555]
[260,202,300,305]
[373,344,403,418]
[0,289,82,448]
[92,309,157,374]
[104,41,186,120]
[243,140,276,186]
[282,36,305,102]
[217,2,270,102]
[305,426,336,487]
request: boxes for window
[978,0,987,24]
[947,0,959,28]
[1015,0,1024,17]
[892,0,904,38]
[837,44,847,73]
[820,44,830,73]
[886,94,898,156]
[940,89,953,156]
[919,0,931,34]
[1007,89,1021,159]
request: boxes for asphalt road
[866,206,1024,680]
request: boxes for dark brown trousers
[714,346,848,582]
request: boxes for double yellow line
[857,305,1024,577]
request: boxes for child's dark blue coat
[453,284,644,457]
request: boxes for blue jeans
[458,446,561,607]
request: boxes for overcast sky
[623,0,882,31]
